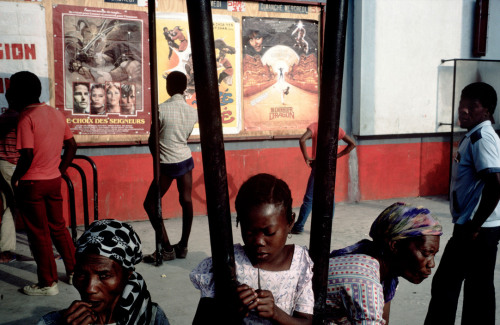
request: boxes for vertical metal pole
[147,0,163,266]
[74,155,99,221]
[62,174,77,243]
[186,0,239,320]
[448,60,457,194]
[309,0,349,323]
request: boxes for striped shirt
[0,109,20,165]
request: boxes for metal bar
[75,155,99,221]
[309,0,349,323]
[147,0,163,266]
[69,163,89,229]
[62,174,77,242]
[449,59,457,196]
[186,0,239,319]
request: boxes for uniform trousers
[425,224,500,325]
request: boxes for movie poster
[156,13,241,135]
[53,5,150,140]
[0,2,49,114]
[242,17,319,132]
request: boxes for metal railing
[62,155,98,242]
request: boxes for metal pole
[309,0,349,323]
[448,60,457,195]
[186,0,239,320]
[147,0,163,266]
[62,174,77,242]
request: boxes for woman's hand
[236,284,258,317]
[63,301,97,325]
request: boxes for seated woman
[327,202,442,325]
[38,219,170,325]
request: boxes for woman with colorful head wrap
[38,219,170,325]
[326,202,443,325]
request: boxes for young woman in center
[190,173,314,324]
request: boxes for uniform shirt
[307,122,346,160]
[158,94,198,164]
[16,103,73,180]
[450,120,500,227]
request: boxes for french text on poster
[52,5,150,140]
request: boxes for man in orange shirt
[291,122,356,234]
[9,71,77,296]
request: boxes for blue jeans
[293,166,336,232]
[424,224,500,325]
[293,167,315,232]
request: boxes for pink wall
[60,141,449,225]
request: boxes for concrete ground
[1,196,499,324]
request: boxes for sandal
[143,248,176,263]
[173,243,188,259]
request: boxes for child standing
[190,173,314,324]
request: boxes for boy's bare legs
[174,170,193,257]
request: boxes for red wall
[357,141,450,201]
[61,141,449,225]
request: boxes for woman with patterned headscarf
[38,219,170,325]
[326,202,443,325]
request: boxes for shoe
[162,248,176,261]
[173,243,188,259]
[68,273,74,285]
[143,248,176,263]
[23,283,59,296]
[0,251,16,263]
[291,227,303,235]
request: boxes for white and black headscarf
[76,219,152,325]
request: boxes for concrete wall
[352,0,500,136]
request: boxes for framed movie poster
[156,13,241,135]
[53,5,150,142]
[242,17,319,132]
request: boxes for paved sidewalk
[1,196,499,324]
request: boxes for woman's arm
[382,301,391,325]
[12,148,33,188]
